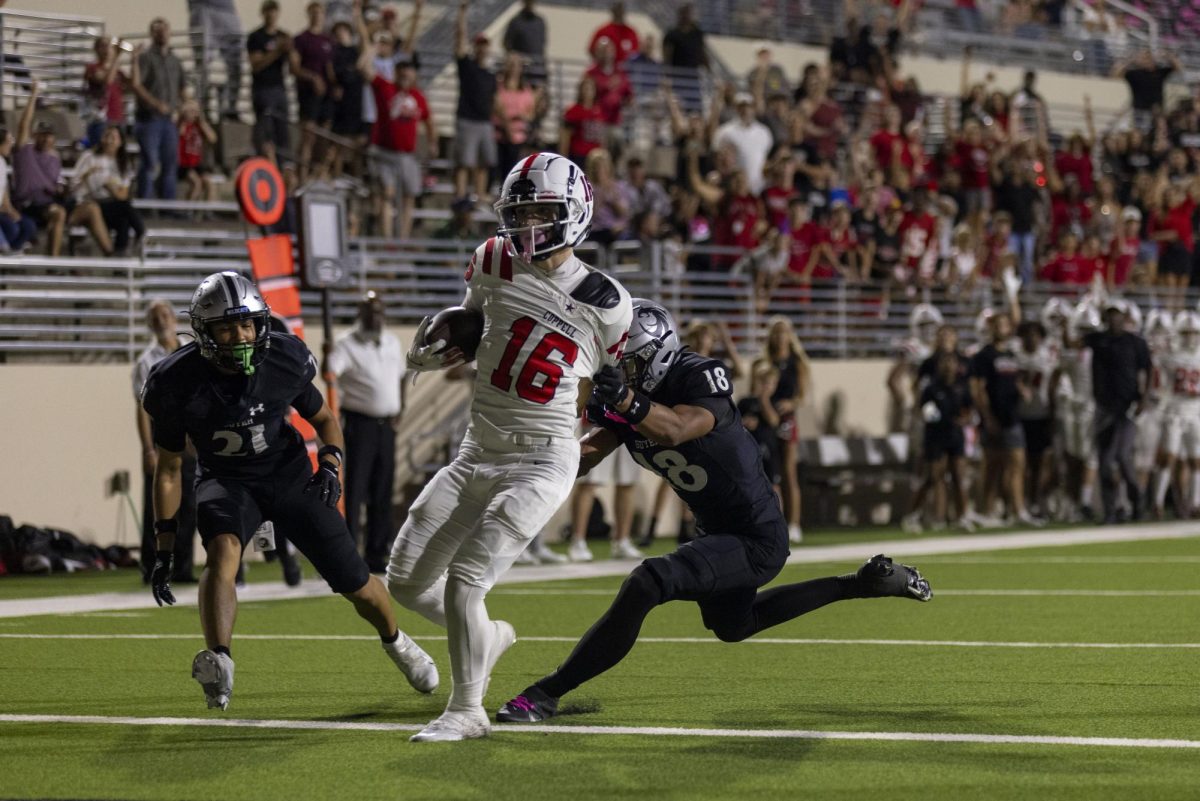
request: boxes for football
[425,305,484,362]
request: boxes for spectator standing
[326,291,405,573]
[454,2,498,201]
[968,311,1040,525]
[360,53,435,240]
[329,8,370,178]
[713,92,773,195]
[13,81,112,256]
[738,361,784,501]
[187,0,244,119]
[83,36,128,148]
[1084,300,1151,523]
[247,0,301,166]
[560,77,606,164]
[746,42,789,106]
[761,316,810,544]
[178,98,219,202]
[133,299,197,585]
[0,126,38,253]
[131,20,185,200]
[662,2,708,108]
[71,126,145,256]
[293,2,337,182]
[1108,207,1142,286]
[589,1,639,63]
[1149,179,1199,309]
[586,148,634,248]
[503,0,547,85]
[626,156,670,220]
[585,37,633,135]
[1114,49,1182,127]
[625,32,661,100]
[992,159,1041,282]
[494,54,542,184]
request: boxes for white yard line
[487,588,1200,598]
[4,632,1200,649]
[0,713,1196,750]
[1,522,1197,619]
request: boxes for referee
[327,291,405,572]
[1085,299,1151,524]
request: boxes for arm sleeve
[140,376,187,452]
[292,382,325,419]
[597,297,634,369]
[674,360,737,426]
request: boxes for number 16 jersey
[587,350,784,538]
[463,237,632,441]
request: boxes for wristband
[318,444,343,467]
[623,392,652,425]
[153,519,178,534]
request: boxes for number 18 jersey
[463,237,633,441]
[587,350,784,538]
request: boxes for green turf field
[2,532,1199,800]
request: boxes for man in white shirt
[713,92,773,195]
[327,290,405,573]
[133,299,197,583]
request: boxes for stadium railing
[3,238,1190,363]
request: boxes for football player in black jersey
[497,300,933,723]
[141,271,438,711]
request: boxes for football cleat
[851,554,933,602]
[192,649,235,711]
[409,708,491,742]
[383,632,440,694]
[496,685,559,723]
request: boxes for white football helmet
[1069,299,1102,340]
[1174,310,1200,334]
[1123,299,1143,332]
[1145,308,1175,339]
[909,303,944,342]
[189,271,271,375]
[494,152,593,261]
[1039,297,1071,332]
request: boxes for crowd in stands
[2,0,1199,303]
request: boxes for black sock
[749,577,857,629]
[536,567,663,699]
[381,629,400,645]
[213,645,231,658]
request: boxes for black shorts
[195,456,369,594]
[643,519,789,603]
[1022,417,1053,456]
[924,428,965,462]
[21,199,73,224]
[298,86,335,124]
[1159,242,1191,277]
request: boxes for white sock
[1155,468,1172,509]
[1190,469,1200,511]
[444,576,492,713]
[1080,482,1094,508]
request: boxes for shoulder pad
[465,237,514,283]
[569,271,621,309]
[269,332,318,378]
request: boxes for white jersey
[463,237,633,440]
[1059,344,1093,406]
[1017,341,1058,420]
[1163,345,1200,415]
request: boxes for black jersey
[588,350,783,537]
[141,332,324,479]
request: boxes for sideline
[0,522,1196,618]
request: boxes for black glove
[304,461,342,508]
[150,550,176,607]
[592,365,631,409]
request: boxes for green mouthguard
[232,343,256,375]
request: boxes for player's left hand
[304,461,342,508]
[592,365,631,410]
[150,551,176,607]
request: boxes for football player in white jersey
[887,302,942,435]
[390,152,634,741]
[1150,311,1200,517]
[1051,299,1101,521]
[1015,319,1059,518]
[1135,308,1173,494]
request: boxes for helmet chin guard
[189,271,272,375]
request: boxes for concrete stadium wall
[0,336,892,545]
